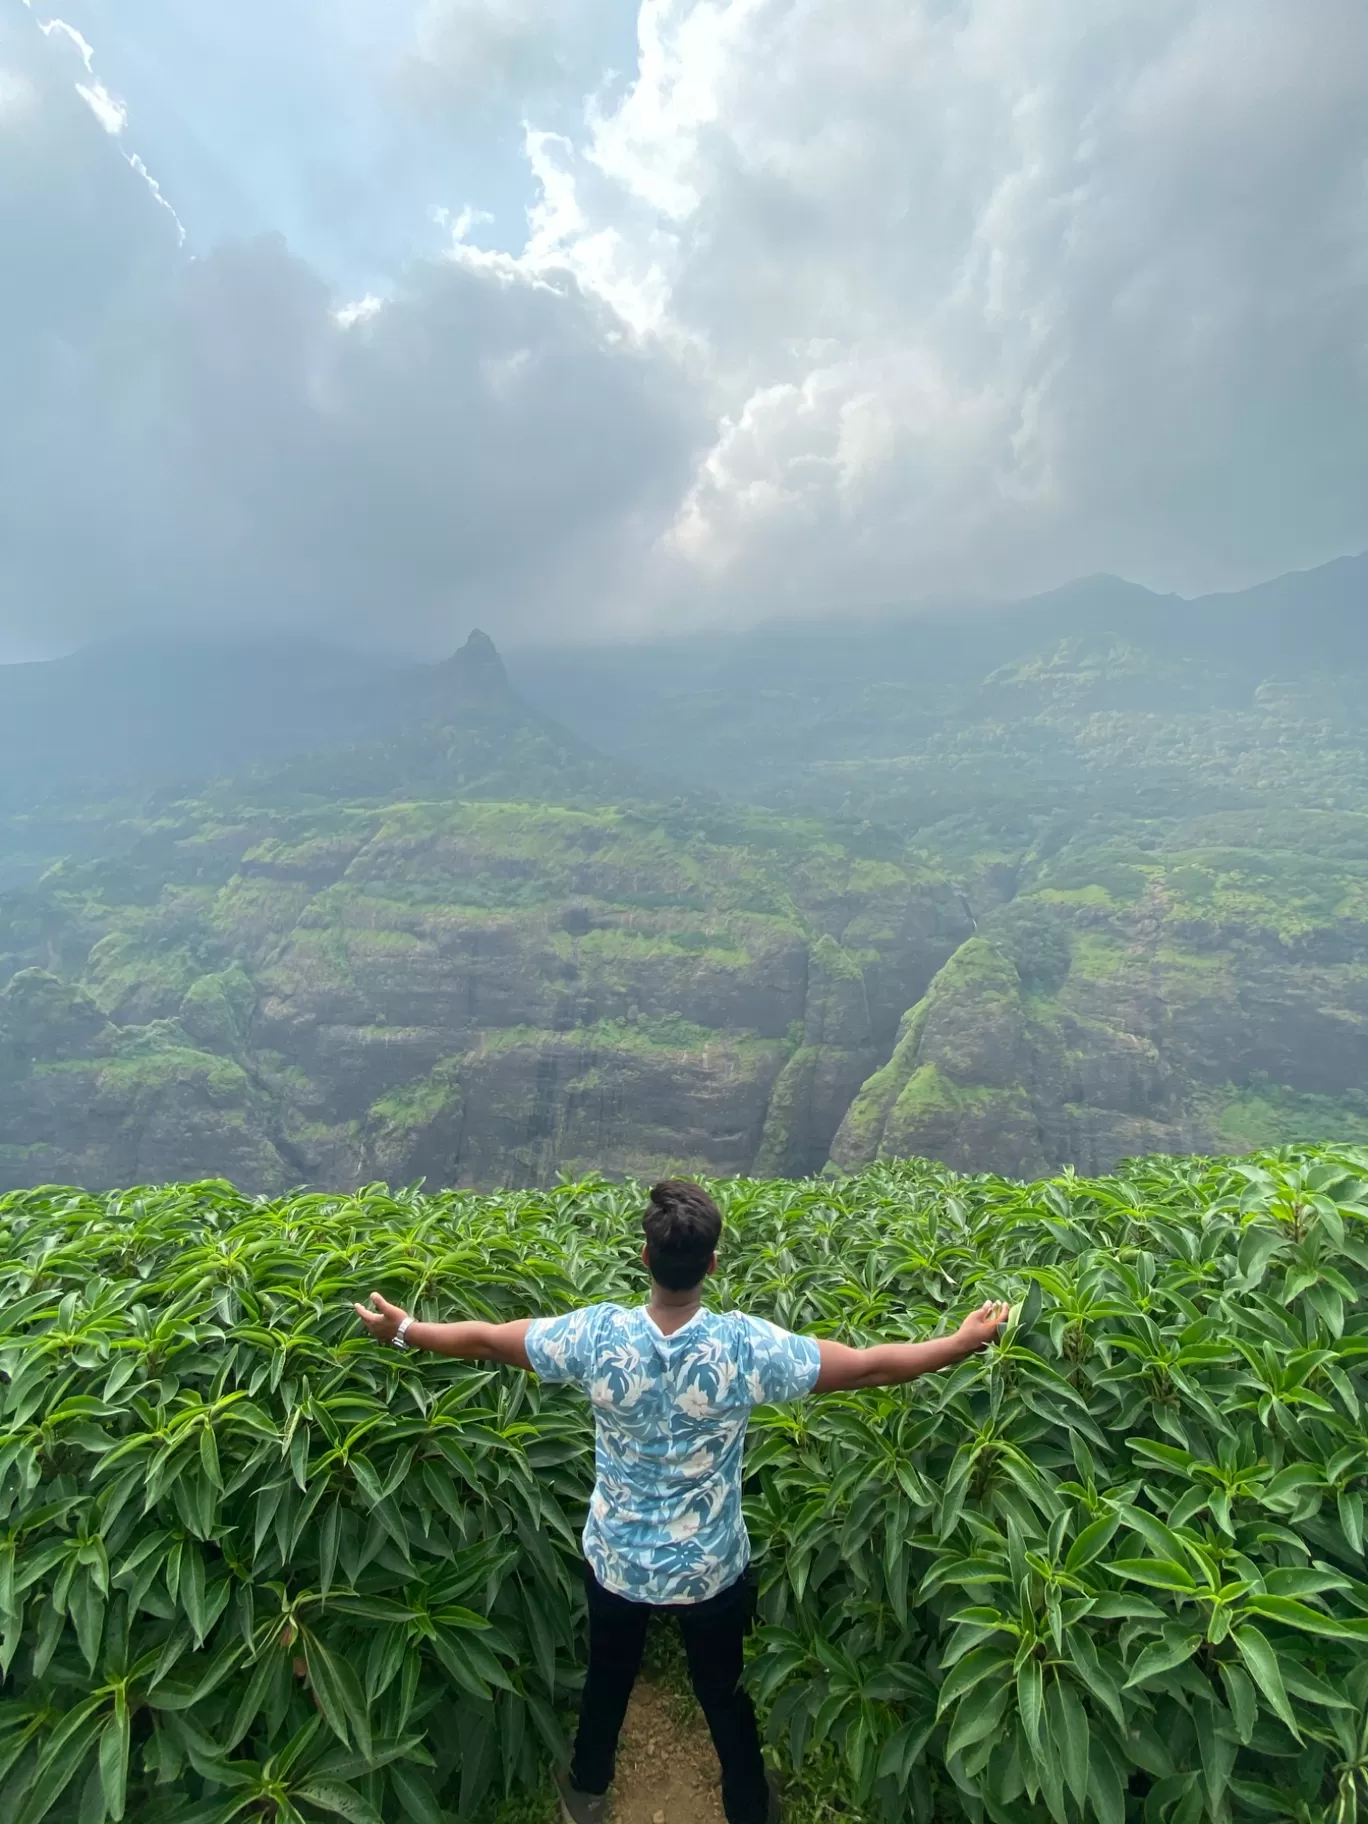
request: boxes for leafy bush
[4,1153,1368,1823]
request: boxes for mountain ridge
[5,552,1363,816]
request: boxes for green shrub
[3,1154,1368,1823]
[980,899,1074,996]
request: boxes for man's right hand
[954,1300,1011,1355]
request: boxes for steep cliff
[831,832,1368,1178]
[752,935,880,1177]
[830,941,1049,1178]
[0,798,972,1192]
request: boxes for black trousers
[569,1562,770,1824]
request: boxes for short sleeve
[739,1314,821,1406]
[525,1306,604,1386]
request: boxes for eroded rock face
[15,739,1368,1193]
[0,1039,293,1192]
[0,969,109,1058]
[361,1028,790,1189]
[830,884,1368,1181]
[753,936,881,1177]
[830,941,1051,1179]
[0,807,973,1192]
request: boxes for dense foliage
[4,1151,1368,1823]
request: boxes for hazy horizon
[3,548,1365,671]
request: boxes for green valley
[3,556,1368,1189]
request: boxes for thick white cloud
[528,0,1368,613]
[0,0,1365,656]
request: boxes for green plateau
[2,554,1368,1190]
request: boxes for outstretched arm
[353,1293,533,1370]
[813,1300,1008,1393]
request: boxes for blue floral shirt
[525,1304,821,1604]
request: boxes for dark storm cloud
[129,238,700,648]
[0,6,699,657]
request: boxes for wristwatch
[392,1316,414,1350]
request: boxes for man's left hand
[354,1291,408,1343]
[954,1300,1011,1355]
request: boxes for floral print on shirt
[524,1304,821,1604]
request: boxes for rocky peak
[406,629,514,722]
[448,629,510,692]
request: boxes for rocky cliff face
[831,860,1368,1178]
[0,799,973,1192]
[9,796,1368,1193]
[752,935,881,1177]
[831,941,1049,1178]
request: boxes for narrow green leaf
[1064,1511,1119,1573]
[97,1695,129,1824]
[1017,1656,1044,1761]
[946,1681,1010,1759]
[1107,1557,1197,1592]
[318,1504,340,1601]
[1233,1624,1302,1741]
[1244,1593,1368,1639]
[15,1709,105,1824]
[385,1764,446,1824]
[302,1634,372,1762]
[1338,1489,1365,1556]
[199,1425,223,1492]
[179,1547,208,1646]
[935,1645,1014,1716]
[1051,1677,1090,1806]
[1219,1660,1256,1742]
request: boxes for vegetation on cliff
[0,789,971,1192]
[4,557,1368,1188]
[5,1147,1368,1823]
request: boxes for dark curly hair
[642,1180,722,1291]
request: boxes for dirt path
[607,1680,726,1824]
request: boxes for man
[355,1179,1007,1824]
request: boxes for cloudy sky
[2,0,1366,660]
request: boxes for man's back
[526,1302,820,1603]
[355,1178,1005,1824]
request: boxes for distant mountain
[5,551,1360,818]
[510,552,1368,792]
[204,627,650,812]
[5,553,1368,1194]
[0,629,649,888]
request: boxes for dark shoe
[759,1771,783,1823]
[737,1773,783,1824]
[554,1766,609,1824]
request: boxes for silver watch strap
[392,1315,414,1350]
